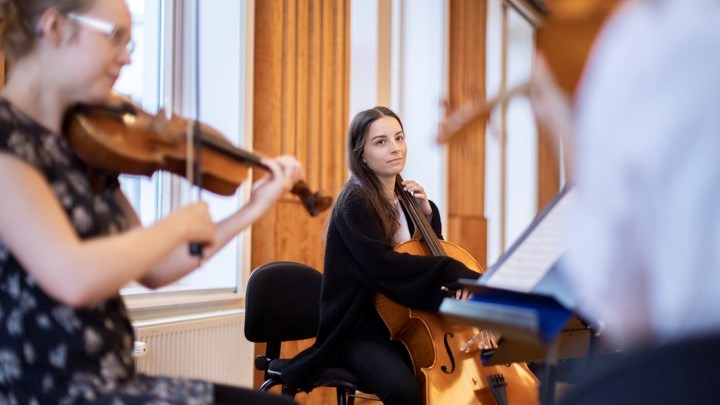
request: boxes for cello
[374,175,539,404]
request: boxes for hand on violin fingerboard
[249,156,304,205]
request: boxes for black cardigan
[282,188,480,389]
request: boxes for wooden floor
[298,389,381,404]
[281,383,576,404]
[284,383,573,404]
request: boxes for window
[117,0,252,296]
[485,0,539,264]
[114,0,162,229]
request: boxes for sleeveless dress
[0,99,213,404]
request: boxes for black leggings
[336,315,422,405]
[214,383,297,405]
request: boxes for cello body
[375,238,539,404]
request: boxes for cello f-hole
[441,332,457,374]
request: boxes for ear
[361,155,367,163]
[36,8,69,48]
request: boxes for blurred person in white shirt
[534,0,720,350]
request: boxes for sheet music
[485,188,576,292]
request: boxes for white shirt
[563,0,720,347]
[393,199,412,244]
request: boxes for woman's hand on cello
[250,155,304,204]
[402,179,432,216]
[442,286,473,301]
[455,288,472,301]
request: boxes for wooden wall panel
[447,0,488,268]
[307,0,321,190]
[536,125,561,211]
[252,1,350,403]
[535,0,621,209]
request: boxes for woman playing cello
[282,106,480,405]
[0,0,300,403]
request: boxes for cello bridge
[460,330,499,353]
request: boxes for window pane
[118,1,249,295]
[174,0,247,291]
[505,8,538,248]
[115,0,163,227]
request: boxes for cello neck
[394,175,447,256]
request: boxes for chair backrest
[244,261,323,343]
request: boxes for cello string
[396,175,442,254]
[395,175,444,255]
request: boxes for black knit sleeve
[332,191,480,311]
[429,200,443,239]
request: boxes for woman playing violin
[282,107,479,405]
[0,0,299,403]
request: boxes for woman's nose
[390,141,400,153]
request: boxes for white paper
[485,189,576,292]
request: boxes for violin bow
[436,81,532,144]
[188,0,204,260]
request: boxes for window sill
[124,290,245,322]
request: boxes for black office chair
[244,261,377,405]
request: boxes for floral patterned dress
[0,99,213,404]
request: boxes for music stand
[440,187,595,404]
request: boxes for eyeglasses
[67,13,135,55]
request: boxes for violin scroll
[291,182,333,217]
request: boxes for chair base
[259,377,359,405]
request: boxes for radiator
[133,310,253,387]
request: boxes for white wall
[350,0,380,117]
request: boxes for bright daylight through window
[115,0,249,296]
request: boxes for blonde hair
[0,0,93,59]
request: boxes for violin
[62,95,332,216]
[374,175,539,404]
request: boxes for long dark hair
[332,106,405,245]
